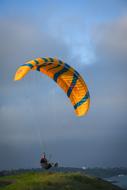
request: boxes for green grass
[0,171,123,190]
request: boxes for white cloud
[92,16,127,64]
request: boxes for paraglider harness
[40,153,58,170]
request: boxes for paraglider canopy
[14,57,90,117]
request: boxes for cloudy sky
[0,0,127,170]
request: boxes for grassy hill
[0,171,124,190]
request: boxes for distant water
[106,175,127,189]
